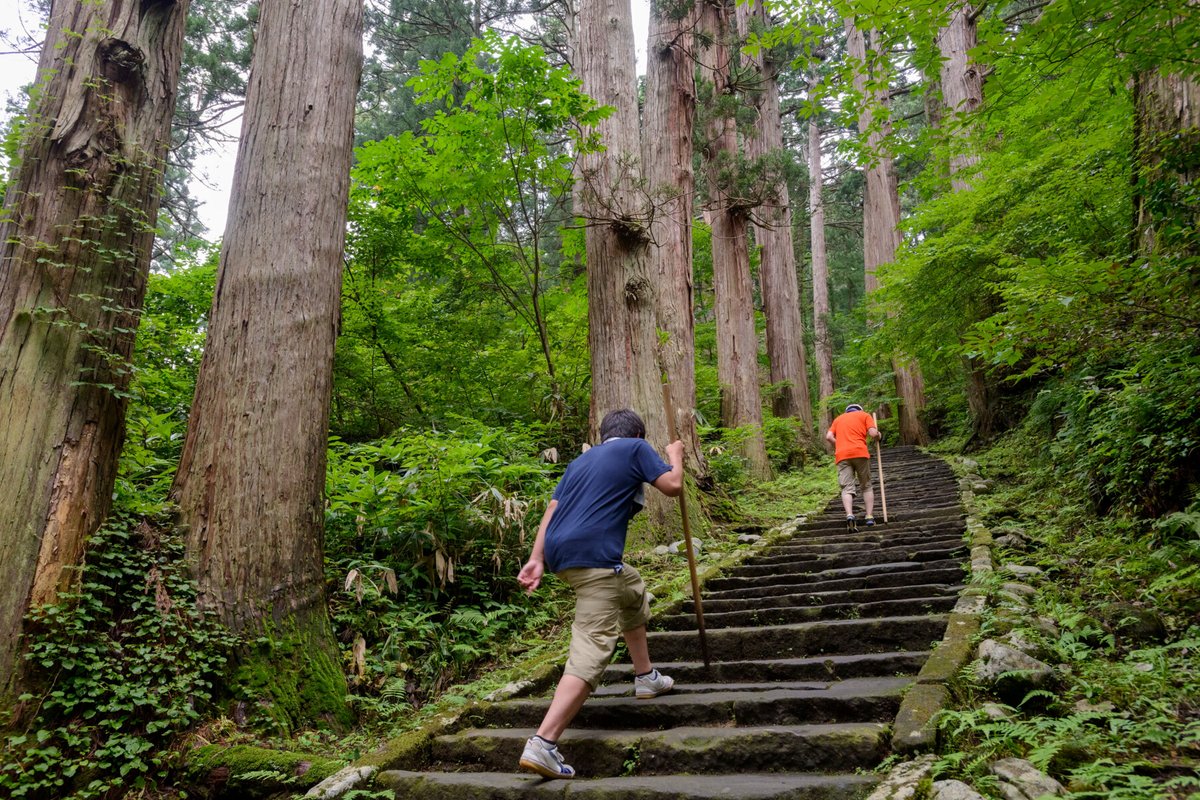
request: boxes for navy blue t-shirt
[543,438,672,573]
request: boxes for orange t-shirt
[828,410,876,462]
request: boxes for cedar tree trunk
[170,0,362,729]
[738,0,814,442]
[577,0,675,528]
[644,0,705,473]
[0,0,190,699]
[700,0,771,479]
[845,18,928,445]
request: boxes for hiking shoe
[864,516,876,527]
[634,668,675,699]
[846,515,858,532]
[519,736,575,779]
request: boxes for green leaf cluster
[0,515,238,800]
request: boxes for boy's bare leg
[841,491,854,516]
[536,675,591,742]
[622,624,653,675]
[864,487,875,518]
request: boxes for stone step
[659,594,959,630]
[702,565,966,602]
[600,650,930,686]
[644,615,950,662]
[478,677,910,729]
[762,528,967,556]
[727,541,966,576]
[431,722,888,776]
[788,509,963,535]
[690,582,963,614]
[377,770,878,800]
[705,558,965,593]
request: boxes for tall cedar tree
[644,0,705,471]
[936,2,996,445]
[844,17,928,445]
[700,0,772,479]
[808,63,836,434]
[0,0,190,700]
[170,0,362,727]
[576,0,677,535]
[738,0,814,441]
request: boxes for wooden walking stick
[875,439,889,524]
[662,383,711,668]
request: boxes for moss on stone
[187,743,344,798]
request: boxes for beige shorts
[837,457,872,494]
[557,565,652,688]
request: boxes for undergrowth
[0,513,238,800]
[933,431,1200,800]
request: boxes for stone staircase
[377,446,966,799]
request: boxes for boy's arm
[651,440,685,497]
[518,499,557,595]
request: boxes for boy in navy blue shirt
[516,409,684,779]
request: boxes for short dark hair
[599,409,646,440]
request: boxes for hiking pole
[875,439,889,524]
[662,382,711,669]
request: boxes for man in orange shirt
[825,403,881,531]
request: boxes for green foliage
[0,515,237,799]
[324,420,563,706]
[934,434,1200,797]
[336,32,602,436]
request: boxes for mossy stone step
[691,582,964,614]
[431,723,888,776]
[600,651,930,686]
[644,614,949,662]
[727,542,966,576]
[762,527,968,556]
[377,770,878,799]
[705,558,965,593]
[478,677,909,729]
[702,566,966,601]
[658,594,959,630]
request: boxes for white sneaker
[634,668,675,699]
[518,736,576,779]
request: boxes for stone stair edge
[888,450,992,756]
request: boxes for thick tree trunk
[170,0,361,729]
[808,77,835,436]
[1133,71,1200,254]
[0,0,190,699]
[737,1,814,443]
[644,0,705,473]
[577,0,675,526]
[938,2,984,190]
[938,2,995,445]
[700,0,771,479]
[845,19,928,445]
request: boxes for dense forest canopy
[0,0,1195,797]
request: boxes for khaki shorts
[837,457,872,494]
[557,565,652,688]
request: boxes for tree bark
[644,0,705,473]
[577,0,675,525]
[808,72,836,436]
[1133,70,1200,255]
[737,0,814,443]
[938,2,995,445]
[845,18,928,445]
[700,0,771,479]
[0,0,190,699]
[170,0,362,729]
